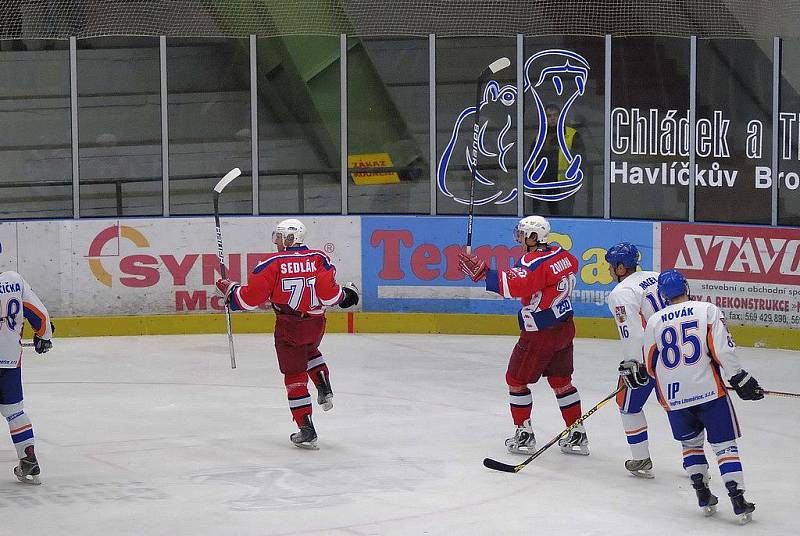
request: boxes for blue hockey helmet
[605,242,639,270]
[658,269,689,304]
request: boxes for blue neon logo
[437,49,589,205]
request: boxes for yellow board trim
[49,313,799,350]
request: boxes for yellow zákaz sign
[348,153,400,185]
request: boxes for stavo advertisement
[660,222,800,329]
[361,216,654,317]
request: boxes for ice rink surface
[3,333,797,535]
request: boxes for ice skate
[316,370,333,411]
[691,473,718,516]
[505,419,536,455]
[13,446,41,485]
[624,457,654,479]
[559,424,589,455]
[290,415,318,450]
[726,481,755,524]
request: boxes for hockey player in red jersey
[458,216,587,455]
[215,218,359,449]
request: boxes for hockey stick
[465,56,511,254]
[760,389,800,399]
[725,385,800,399]
[483,385,624,473]
[213,167,242,370]
[21,342,52,351]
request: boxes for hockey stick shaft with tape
[213,167,242,369]
[760,389,800,399]
[725,385,800,399]
[483,385,623,473]
[465,57,511,254]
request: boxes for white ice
[4,333,797,535]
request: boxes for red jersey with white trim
[484,245,579,331]
[643,300,742,411]
[0,271,52,368]
[229,245,343,315]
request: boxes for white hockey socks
[620,410,650,460]
[681,431,709,481]
[1,402,34,459]
[712,439,745,491]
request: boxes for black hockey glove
[339,282,359,309]
[33,334,52,354]
[618,360,649,389]
[729,370,764,401]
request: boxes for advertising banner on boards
[660,222,800,329]
[361,216,655,318]
[5,217,361,317]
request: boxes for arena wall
[1,216,797,349]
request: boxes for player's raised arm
[486,261,548,299]
[216,260,276,311]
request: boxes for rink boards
[0,216,798,347]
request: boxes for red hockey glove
[458,251,488,282]
[215,278,240,302]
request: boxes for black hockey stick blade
[482,385,623,474]
[482,436,556,474]
[482,458,521,473]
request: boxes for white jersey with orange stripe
[643,300,742,412]
[0,271,52,368]
[606,270,662,362]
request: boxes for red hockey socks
[509,387,532,426]
[548,376,582,426]
[284,373,312,426]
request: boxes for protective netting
[1,1,799,40]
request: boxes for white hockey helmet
[272,218,306,245]
[515,215,550,244]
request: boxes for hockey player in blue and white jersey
[0,269,53,484]
[625,269,762,523]
[605,242,663,478]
